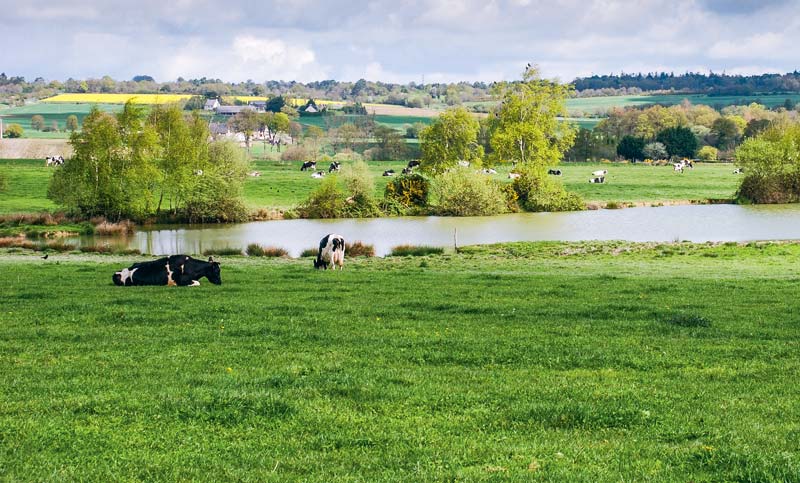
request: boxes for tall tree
[31,115,45,131]
[65,115,79,132]
[656,126,698,158]
[419,107,482,173]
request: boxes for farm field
[1,241,800,481]
[0,159,742,214]
[43,93,194,104]
[566,93,800,114]
[0,103,122,138]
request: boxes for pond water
[74,204,800,257]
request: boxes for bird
[41,254,48,260]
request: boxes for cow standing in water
[314,234,345,270]
[113,255,221,286]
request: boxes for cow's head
[207,257,222,284]
[112,272,124,286]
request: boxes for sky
[0,0,798,84]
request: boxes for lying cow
[382,169,395,177]
[314,234,345,270]
[733,168,744,174]
[301,161,317,171]
[402,167,413,175]
[311,171,326,179]
[548,169,562,176]
[113,255,221,286]
[592,169,608,177]
[407,160,421,169]
[589,177,605,183]
[480,168,498,174]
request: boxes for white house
[203,99,220,111]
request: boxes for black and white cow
[301,161,317,171]
[382,169,395,177]
[45,155,64,166]
[548,169,562,176]
[329,161,341,173]
[314,234,345,270]
[407,160,420,169]
[589,177,605,183]
[733,167,744,174]
[592,169,608,177]
[402,167,413,175]
[113,255,221,286]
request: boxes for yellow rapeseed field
[42,94,194,104]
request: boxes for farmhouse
[247,100,267,111]
[216,105,255,116]
[203,98,220,111]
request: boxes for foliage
[373,125,407,160]
[698,146,719,161]
[643,142,668,160]
[390,245,444,256]
[280,146,311,162]
[229,109,260,149]
[340,160,382,217]
[512,169,584,212]
[419,107,482,174]
[246,243,289,257]
[489,66,576,169]
[65,114,79,132]
[30,115,45,131]
[712,116,744,150]
[345,241,375,257]
[297,175,346,218]
[616,135,646,160]
[384,173,430,207]
[657,126,698,158]
[736,124,800,203]
[3,123,23,138]
[433,168,507,216]
[180,142,250,223]
[266,96,286,113]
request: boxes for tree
[31,115,45,131]
[489,66,575,171]
[65,115,79,132]
[4,123,23,138]
[656,126,698,158]
[697,146,718,161]
[419,107,482,174]
[616,135,646,161]
[643,142,668,160]
[744,119,771,139]
[304,125,325,161]
[374,125,407,160]
[263,112,291,152]
[266,95,286,113]
[735,124,800,203]
[229,109,260,151]
[712,116,743,150]
[334,123,362,153]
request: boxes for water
[75,204,800,257]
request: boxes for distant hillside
[573,71,800,96]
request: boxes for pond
[74,204,800,257]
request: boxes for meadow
[1,241,799,481]
[1,158,741,214]
[565,93,800,115]
[42,93,194,104]
[0,103,122,139]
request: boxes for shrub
[433,168,507,216]
[300,247,318,257]
[341,160,382,218]
[512,171,584,212]
[3,123,23,138]
[697,145,718,161]
[297,175,345,219]
[333,150,362,162]
[94,219,135,235]
[280,145,310,162]
[346,241,375,257]
[643,142,668,160]
[390,245,444,256]
[246,243,289,257]
[202,247,243,256]
[385,173,430,207]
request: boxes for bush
[341,160,382,218]
[299,247,318,257]
[385,173,430,207]
[390,245,444,256]
[512,171,584,212]
[94,219,135,235]
[346,241,375,257]
[433,168,507,216]
[3,123,23,138]
[202,247,243,256]
[280,145,310,162]
[246,243,289,257]
[297,175,345,218]
[333,150,362,163]
[697,146,718,161]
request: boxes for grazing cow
[248,171,261,177]
[592,169,607,177]
[457,160,470,167]
[407,160,420,169]
[508,172,522,180]
[589,177,605,183]
[548,169,562,176]
[329,161,341,173]
[193,169,204,176]
[301,161,317,171]
[402,167,413,175]
[311,171,326,179]
[314,234,345,270]
[733,168,744,174]
[673,162,685,173]
[45,155,64,166]
[382,169,395,177]
[112,255,221,287]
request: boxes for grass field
[43,93,193,104]
[566,93,800,115]
[0,158,741,214]
[0,103,122,138]
[1,241,800,481]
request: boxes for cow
[329,161,341,173]
[407,160,421,169]
[311,171,326,179]
[314,234,345,270]
[193,169,204,176]
[382,169,395,177]
[480,168,498,174]
[508,173,522,180]
[112,255,221,287]
[457,160,470,167]
[673,162,684,173]
[45,155,64,166]
[589,177,605,183]
[733,167,744,174]
[548,169,562,176]
[301,161,317,171]
[402,167,413,175]
[248,171,262,177]
[592,169,607,177]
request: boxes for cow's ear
[208,256,215,263]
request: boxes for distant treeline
[573,71,800,96]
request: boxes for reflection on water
[73,204,800,257]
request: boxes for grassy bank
[1,241,799,481]
[2,158,742,215]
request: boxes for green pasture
[0,159,742,214]
[2,241,800,481]
[566,93,800,115]
[0,103,122,138]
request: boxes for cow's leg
[190,280,201,287]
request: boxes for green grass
[0,103,123,138]
[1,241,800,481]
[0,158,741,214]
[566,93,800,115]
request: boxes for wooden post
[454,228,458,253]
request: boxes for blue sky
[0,0,797,83]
